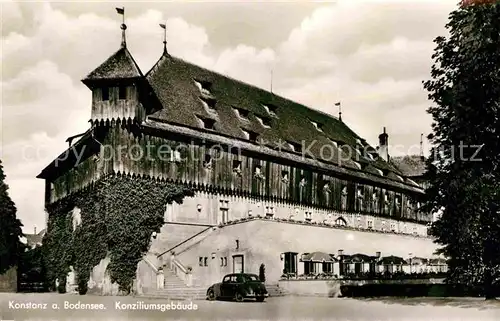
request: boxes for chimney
[378,127,389,162]
[376,251,381,258]
[34,226,37,235]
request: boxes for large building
[38,21,443,295]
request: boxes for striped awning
[377,255,408,265]
[301,252,337,263]
[345,253,376,263]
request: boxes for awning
[301,252,337,263]
[410,257,428,265]
[377,255,407,265]
[345,253,376,263]
[428,257,447,265]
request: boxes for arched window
[335,217,347,226]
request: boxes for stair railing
[169,253,193,287]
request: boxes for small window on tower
[118,86,127,100]
[102,87,109,101]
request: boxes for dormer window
[310,120,323,132]
[194,79,212,96]
[200,97,217,111]
[196,116,216,130]
[287,141,302,153]
[327,138,338,148]
[102,87,109,101]
[241,129,259,142]
[262,103,278,116]
[382,169,389,176]
[118,86,127,100]
[234,107,250,120]
[255,116,271,128]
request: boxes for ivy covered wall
[42,174,193,294]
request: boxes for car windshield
[244,275,259,282]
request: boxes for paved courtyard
[1,293,499,321]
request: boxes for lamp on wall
[197,204,202,212]
[280,253,284,261]
[248,210,252,217]
[211,252,216,259]
[236,239,239,250]
[152,232,157,239]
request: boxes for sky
[1,0,458,233]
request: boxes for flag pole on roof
[159,23,168,55]
[116,7,126,48]
[335,101,342,121]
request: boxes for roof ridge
[147,54,346,124]
[82,47,143,82]
[124,47,144,77]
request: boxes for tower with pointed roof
[81,19,146,123]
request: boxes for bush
[259,263,266,283]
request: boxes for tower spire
[420,133,424,160]
[271,68,273,94]
[159,23,168,55]
[335,101,342,121]
[116,7,126,48]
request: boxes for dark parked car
[206,273,268,302]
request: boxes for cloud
[2,1,456,231]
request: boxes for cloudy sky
[1,0,458,233]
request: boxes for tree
[0,160,25,274]
[423,0,500,299]
[259,263,266,283]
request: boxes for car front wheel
[234,292,244,302]
[207,290,216,301]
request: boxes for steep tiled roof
[24,229,46,247]
[390,155,426,177]
[145,54,402,177]
[82,47,143,84]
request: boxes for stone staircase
[143,268,206,300]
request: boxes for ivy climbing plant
[43,174,193,295]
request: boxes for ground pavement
[1,293,499,321]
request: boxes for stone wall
[0,267,17,292]
[279,280,342,297]
[150,191,431,271]
[173,219,439,286]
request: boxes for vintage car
[206,273,268,302]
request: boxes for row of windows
[198,256,228,267]
[213,200,422,232]
[99,86,129,101]
[193,79,380,168]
